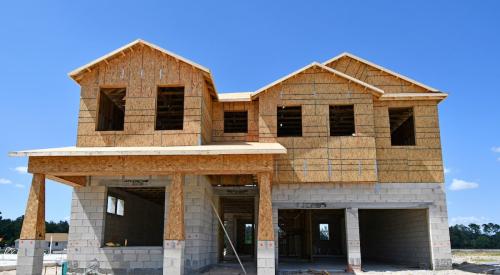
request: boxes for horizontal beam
[28,154,274,176]
[47,175,87,187]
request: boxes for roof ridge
[322,52,440,92]
[251,61,384,99]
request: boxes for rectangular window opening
[97,88,126,131]
[330,105,355,136]
[277,106,302,137]
[104,187,165,247]
[319,223,330,241]
[155,87,184,130]
[224,111,248,133]
[389,107,416,146]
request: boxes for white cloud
[492,147,500,153]
[0,178,12,185]
[14,184,25,189]
[449,178,479,191]
[450,216,490,225]
[444,167,451,174]
[12,166,28,174]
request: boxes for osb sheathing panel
[211,101,259,142]
[165,174,185,240]
[20,173,45,240]
[76,44,205,147]
[200,80,213,144]
[326,56,430,93]
[258,67,378,183]
[373,100,444,183]
[28,155,274,176]
[257,172,274,241]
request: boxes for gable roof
[323,52,440,92]
[68,39,211,81]
[251,62,384,99]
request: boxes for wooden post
[165,173,185,240]
[257,172,273,241]
[20,173,45,240]
[256,172,275,274]
[163,173,185,275]
[17,173,45,275]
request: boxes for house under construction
[11,39,452,275]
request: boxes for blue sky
[0,1,499,225]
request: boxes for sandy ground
[1,250,500,274]
[0,266,62,275]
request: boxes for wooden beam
[164,173,185,240]
[257,172,274,241]
[28,154,274,176]
[20,174,45,240]
[47,175,86,187]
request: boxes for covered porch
[10,142,285,275]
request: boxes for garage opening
[103,187,165,247]
[278,209,346,272]
[359,209,432,270]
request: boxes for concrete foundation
[257,240,275,275]
[16,240,44,275]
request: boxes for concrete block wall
[271,182,452,270]
[67,185,164,275]
[183,175,219,273]
[67,175,219,275]
[359,209,431,268]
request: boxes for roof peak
[68,38,211,80]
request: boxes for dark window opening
[224,111,248,133]
[389,107,416,146]
[277,106,302,137]
[104,187,165,247]
[155,87,184,130]
[97,88,126,131]
[330,105,355,136]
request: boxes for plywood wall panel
[76,44,205,147]
[326,56,430,93]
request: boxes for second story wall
[257,66,378,183]
[211,101,259,142]
[77,45,212,147]
[374,100,444,183]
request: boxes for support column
[345,208,361,272]
[257,172,275,275]
[17,173,45,275]
[164,173,185,275]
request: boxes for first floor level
[59,176,451,275]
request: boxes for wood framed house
[11,39,451,275]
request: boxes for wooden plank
[20,173,45,240]
[257,172,274,241]
[28,155,274,176]
[164,173,185,240]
